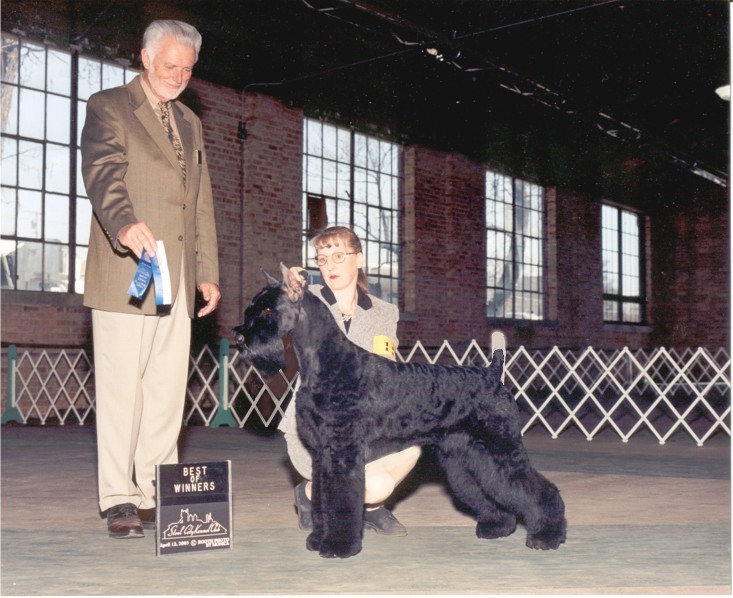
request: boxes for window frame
[601,202,646,324]
[485,169,547,321]
[301,117,402,305]
[1,31,137,294]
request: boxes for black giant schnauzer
[234,264,566,559]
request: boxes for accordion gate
[3,342,730,446]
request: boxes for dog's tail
[490,330,506,384]
[489,349,504,383]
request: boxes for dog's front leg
[306,453,324,553]
[317,442,365,559]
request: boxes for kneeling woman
[278,226,421,536]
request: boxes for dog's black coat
[235,264,566,558]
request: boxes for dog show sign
[155,461,232,556]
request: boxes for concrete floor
[1,424,730,596]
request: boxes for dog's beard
[236,333,287,378]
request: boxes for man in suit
[81,19,220,538]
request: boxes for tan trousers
[92,270,190,513]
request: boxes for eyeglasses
[313,252,356,267]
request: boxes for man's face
[141,35,196,102]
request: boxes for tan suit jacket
[81,75,218,317]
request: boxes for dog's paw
[525,529,566,550]
[475,517,517,540]
[318,537,362,559]
[306,532,321,552]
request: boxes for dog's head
[233,263,307,377]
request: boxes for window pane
[305,119,322,155]
[18,87,45,139]
[336,127,350,162]
[43,243,69,291]
[45,143,70,193]
[353,201,367,234]
[1,186,16,235]
[45,193,69,242]
[366,137,379,170]
[46,94,70,143]
[603,204,642,321]
[19,41,45,90]
[1,137,18,186]
[621,211,638,236]
[47,49,71,95]
[321,124,337,160]
[75,245,87,293]
[2,34,19,84]
[77,101,87,147]
[602,204,618,231]
[336,161,350,199]
[379,174,393,207]
[365,173,379,206]
[18,140,43,190]
[305,156,322,194]
[622,302,640,323]
[604,300,618,321]
[603,261,619,294]
[76,148,86,196]
[76,196,93,245]
[102,63,125,90]
[78,56,101,100]
[354,133,367,168]
[322,159,336,197]
[325,197,336,224]
[1,83,18,134]
[389,176,399,210]
[17,189,42,238]
[1,238,17,289]
[15,240,42,290]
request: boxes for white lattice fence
[3,343,730,446]
[506,346,731,446]
[2,347,96,425]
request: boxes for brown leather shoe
[138,507,155,530]
[107,503,144,538]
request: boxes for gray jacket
[278,283,399,437]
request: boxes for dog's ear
[261,268,279,287]
[280,262,306,302]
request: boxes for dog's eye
[259,308,272,319]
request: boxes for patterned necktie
[159,101,186,185]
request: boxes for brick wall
[0,297,91,347]
[240,93,303,306]
[650,186,730,348]
[1,79,728,358]
[185,79,245,344]
[401,146,487,345]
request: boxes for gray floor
[1,424,730,596]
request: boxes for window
[302,118,401,304]
[485,170,545,320]
[602,204,644,323]
[1,32,136,293]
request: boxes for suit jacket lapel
[128,76,186,177]
[170,102,193,168]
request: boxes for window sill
[1,289,84,308]
[603,322,652,333]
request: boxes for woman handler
[278,226,421,536]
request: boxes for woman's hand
[289,266,307,282]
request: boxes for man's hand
[117,222,158,258]
[197,282,221,317]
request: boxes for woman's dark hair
[311,226,370,294]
